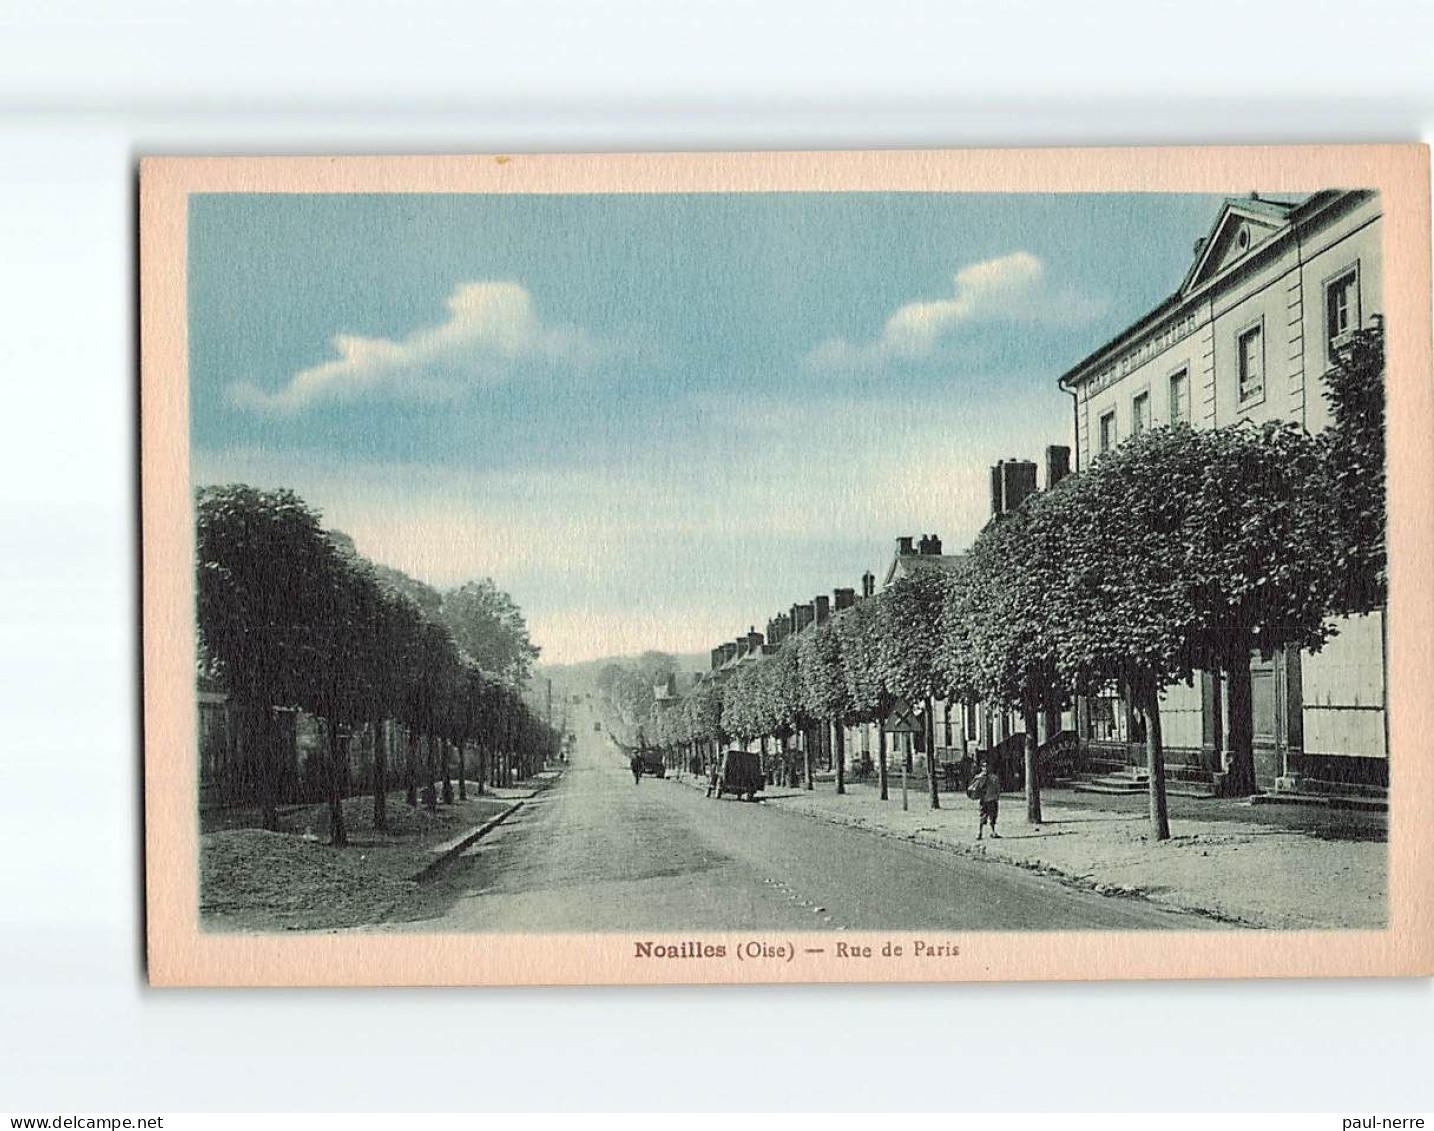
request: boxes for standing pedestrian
[966,755,1002,840]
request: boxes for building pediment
[1181,196,1297,296]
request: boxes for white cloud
[806,251,1107,369]
[228,281,628,413]
[193,381,1068,664]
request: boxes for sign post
[885,699,918,812]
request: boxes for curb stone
[412,771,563,883]
[413,801,525,883]
[664,768,1259,926]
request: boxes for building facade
[1058,190,1386,791]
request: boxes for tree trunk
[325,718,348,847]
[405,726,418,807]
[441,739,454,805]
[458,742,467,800]
[877,723,889,801]
[833,720,846,795]
[372,719,389,832]
[423,734,438,812]
[926,697,940,811]
[1022,697,1043,825]
[803,728,814,791]
[250,700,281,832]
[1223,641,1258,797]
[1137,679,1171,841]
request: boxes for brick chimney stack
[833,587,855,611]
[1045,444,1071,489]
[896,535,915,556]
[992,458,1038,515]
[814,595,830,623]
[861,571,875,599]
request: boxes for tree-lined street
[383,701,1213,933]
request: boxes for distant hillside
[535,651,708,743]
[536,651,707,699]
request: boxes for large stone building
[1057,189,1386,792]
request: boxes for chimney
[734,637,749,659]
[1000,458,1038,512]
[792,604,815,633]
[896,535,915,557]
[746,627,764,651]
[917,534,943,556]
[1044,444,1071,489]
[711,646,724,671]
[833,587,855,611]
[990,462,1005,518]
[861,571,875,599]
[814,595,830,623]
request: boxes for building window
[1088,688,1127,744]
[1326,267,1359,359]
[1099,410,1117,454]
[1169,368,1190,425]
[1237,323,1264,405]
[1132,391,1151,435]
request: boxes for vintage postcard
[141,146,1433,986]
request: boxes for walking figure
[630,751,643,785]
[966,755,1002,840]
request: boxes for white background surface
[1,0,1432,1113]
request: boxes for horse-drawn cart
[707,749,764,801]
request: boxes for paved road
[385,705,1214,933]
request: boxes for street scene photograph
[185,183,1388,937]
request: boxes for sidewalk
[664,771,1385,930]
[201,773,560,932]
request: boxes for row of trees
[642,328,1385,840]
[196,485,558,847]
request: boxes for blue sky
[190,191,1229,663]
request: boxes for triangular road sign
[884,698,918,734]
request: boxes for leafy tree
[397,619,464,811]
[1055,422,1339,834]
[757,644,806,787]
[365,580,425,831]
[441,579,541,688]
[306,542,451,845]
[835,598,893,800]
[195,486,346,832]
[797,619,851,794]
[876,569,950,809]
[684,679,724,771]
[940,503,1068,825]
[1322,323,1386,614]
[1177,421,1341,797]
[721,662,765,746]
